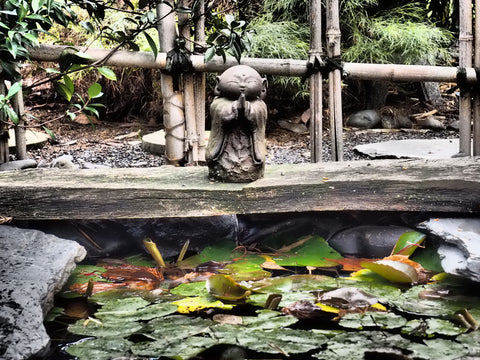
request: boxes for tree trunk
[194,0,206,163]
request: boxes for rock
[354,138,460,159]
[0,225,86,359]
[327,225,419,258]
[347,110,381,129]
[50,154,78,169]
[418,218,480,282]
[416,116,446,130]
[277,119,309,134]
[0,159,37,171]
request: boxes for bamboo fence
[7,0,480,163]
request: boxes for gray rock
[0,225,86,359]
[347,110,381,129]
[50,154,78,169]
[327,225,418,258]
[0,159,37,171]
[418,218,480,282]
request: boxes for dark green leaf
[144,32,158,60]
[6,81,22,99]
[87,82,102,99]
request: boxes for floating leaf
[219,259,271,281]
[391,230,426,256]
[170,281,209,297]
[268,236,343,267]
[402,318,468,337]
[66,337,133,360]
[172,296,234,313]
[206,274,251,301]
[339,311,407,330]
[361,259,418,283]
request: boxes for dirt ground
[21,79,461,167]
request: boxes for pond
[28,212,480,360]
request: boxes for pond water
[26,212,480,360]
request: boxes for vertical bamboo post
[458,0,473,156]
[178,0,198,164]
[194,0,206,163]
[157,0,185,165]
[309,0,323,163]
[11,78,26,160]
[0,78,8,164]
[473,0,480,155]
[326,0,343,161]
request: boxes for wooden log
[29,45,480,83]
[0,158,479,220]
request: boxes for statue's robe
[206,97,267,182]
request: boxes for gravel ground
[25,123,459,168]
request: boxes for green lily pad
[66,337,133,360]
[170,281,209,297]
[145,314,214,340]
[176,241,239,268]
[220,259,272,281]
[339,311,407,330]
[241,309,298,330]
[266,236,343,267]
[131,335,218,359]
[68,317,144,337]
[247,291,316,308]
[64,265,107,287]
[408,338,470,360]
[402,318,468,337]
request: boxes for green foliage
[0,81,21,124]
[247,14,310,100]
[342,3,453,65]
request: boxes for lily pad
[170,281,209,297]
[402,318,468,337]
[131,335,218,359]
[266,235,343,267]
[68,317,144,337]
[66,337,133,360]
[219,259,272,281]
[339,311,407,330]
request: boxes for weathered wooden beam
[1,158,479,220]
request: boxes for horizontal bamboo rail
[31,45,478,83]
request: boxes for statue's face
[216,65,267,100]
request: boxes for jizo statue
[206,65,268,183]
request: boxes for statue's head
[214,65,267,101]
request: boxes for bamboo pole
[309,0,323,163]
[0,78,8,164]
[458,0,473,156]
[30,45,480,82]
[178,0,198,164]
[326,0,343,161]
[157,1,185,164]
[474,0,480,155]
[194,0,206,163]
[11,80,26,160]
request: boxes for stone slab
[354,138,461,159]
[0,225,86,360]
[8,129,50,149]
[142,130,210,155]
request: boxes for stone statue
[206,65,268,183]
